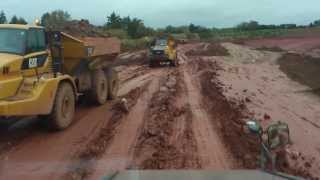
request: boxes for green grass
[210,29,289,40]
[121,37,152,52]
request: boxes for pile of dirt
[186,43,230,56]
[199,60,316,179]
[66,85,148,179]
[132,71,201,169]
[58,20,107,38]
[278,53,320,96]
[197,60,260,168]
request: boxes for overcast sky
[1,0,319,28]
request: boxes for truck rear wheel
[90,69,108,105]
[106,68,119,100]
[49,82,75,130]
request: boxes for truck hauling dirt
[148,36,178,67]
[0,24,120,130]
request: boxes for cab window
[26,28,46,54]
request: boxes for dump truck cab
[0,25,48,99]
[149,36,178,67]
[0,24,120,130]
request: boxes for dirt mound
[200,59,316,179]
[278,53,320,95]
[244,36,320,55]
[59,20,107,38]
[221,42,282,64]
[196,60,260,168]
[186,43,229,56]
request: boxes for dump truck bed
[81,37,120,57]
[61,32,121,59]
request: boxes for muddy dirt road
[0,40,319,180]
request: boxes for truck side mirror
[246,120,262,135]
[266,122,290,149]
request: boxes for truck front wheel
[49,82,75,130]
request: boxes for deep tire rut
[132,70,201,169]
[65,83,150,180]
[183,66,235,169]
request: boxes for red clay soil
[82,37,121,56]
[61,20,107,38]
[196,59,317,179]
[66,84,149,179]
[196,60,260,169]
[132,71,201,169]
[185,43,230,56]
[244,36,320,52]
[278,53,320,95]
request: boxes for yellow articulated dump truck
[149,36,178,67]
[0,24,120,130]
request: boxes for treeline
[1,9,320,38]
[235,20,319,30]
[162,20,320,34]
[0,10,27,24]
[104,12,155,38]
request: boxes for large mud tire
[90,69,109,105]
[106,68,119,100]
[48,82,75,130]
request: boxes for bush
[185,32,200,40]
[121,37,152,52]
[41,10,71,29]
[105,29,128,39]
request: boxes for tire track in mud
[87,71,165,179]
[65,83,150,180]
[191,58,260,169]
[183,65,235,169]
[0,105,93,157]
[132,70,201,169]
[65,67,172,179]
[182,43,319,179]
[0,103,112,180]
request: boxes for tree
[279,24,297,29]
[189,23,199,33]
[127,18,143,38]
[237,20,259,30]
[40,10,71,29]
[40,12,50,26]
[9,15,27,24]
[0,10,7,24]
[106,12,122,29]
[17,17,27,24]
[313,19,320,27]
[10,15,18,24]
[104,12,154,38]
[120,16,131,30]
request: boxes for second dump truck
[0,24,120,130]
[149,36,178,67]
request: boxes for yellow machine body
[0,24,119,117]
